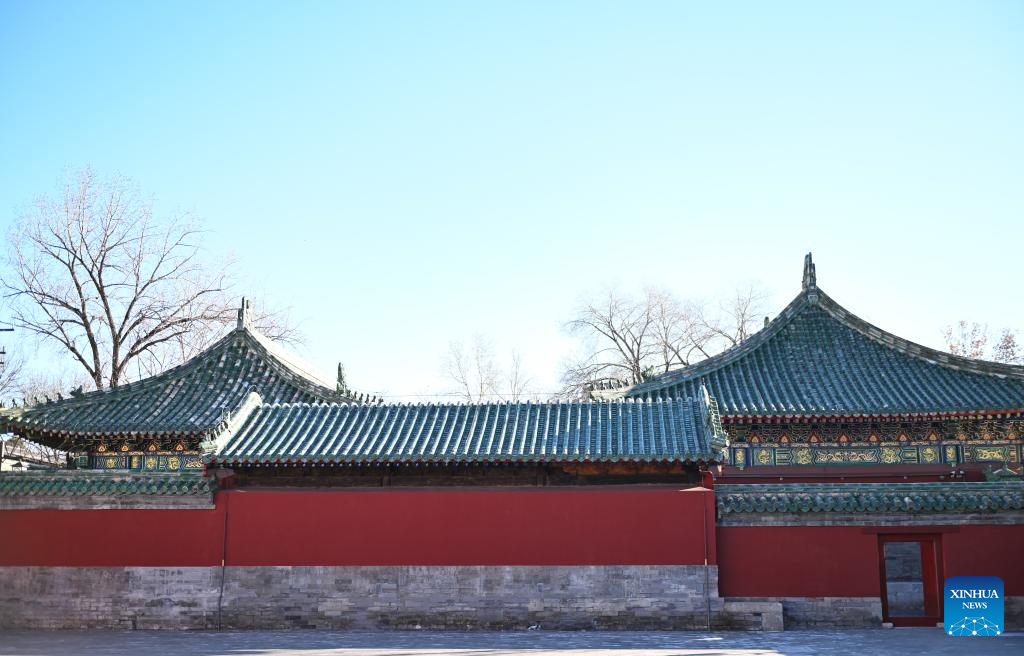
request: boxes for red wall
[5,484,1019,595]
[0,508,225,566]
[717,526,882,597]
[943,526,1024,594]
[224,486,714,566]
[718,524,1024,597]
[0,485,715,567]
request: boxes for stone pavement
[0,629,1020,656]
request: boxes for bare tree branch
[561,285,768,397]
[443,337,535,402]
[0,350,25,399]
[943,322,1022,364]
[507,350,532,402]
[944,321,989,360]
[444,336,499,402]
[698,285,768,348]
[3,167,302,388]
[993,329,1022,365]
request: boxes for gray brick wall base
[10,567,1014,630]
[1006,596,1024,629]
[726,596,1024,629]
[217,565,726,630]
[0,567,221,630]
[725,596,884,627]
[0,565,774,631]
[719,601,784,631]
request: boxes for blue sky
[1,1,1022,398]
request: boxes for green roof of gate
[0,302,351,447]
[0,471,215,497]
[717,482,1024,514]
[618,254,1024,418]
[211,393,729,465]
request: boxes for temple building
[0,300,358,472]
[0,256,1021,632]
[598,254,1024,480]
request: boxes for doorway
[878,534,943,626]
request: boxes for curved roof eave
[623,255,1024,416]
[630,286,1024,397]
[0,323,351,443]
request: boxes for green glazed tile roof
[717,482,1024,514]
[624,255,1024,418]
[0,471,215,497]
[211,394,728,465]
[0,323,350,447]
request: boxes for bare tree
[0,350,25,400]
[649,289,714,372]
[445,337,499,402]
[993,329,1022,365]
[700,285,768,348]
[16,371,93,404]
[944,321,990,360]
[2,168,299,389]
[942,322,1023,364]
[443,336,535,402]
[562,286,767,397]
[507,350,532,402]
[563,290,656,390]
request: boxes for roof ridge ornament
[802,252,816,291]
[237,298,253,330]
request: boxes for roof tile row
[212,396,728,465]
[0,471,215,497]
[717,482,1024,514]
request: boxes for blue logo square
[944,576,1004,636]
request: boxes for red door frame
[877,534,944,627]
